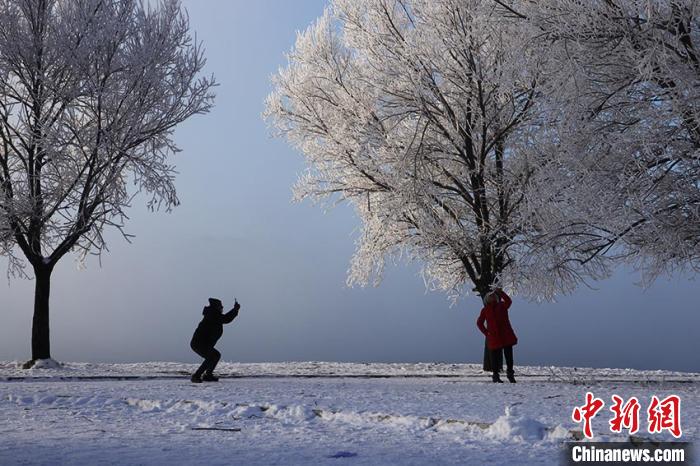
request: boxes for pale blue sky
[1,1,698,372]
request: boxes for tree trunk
[31,265,53,361]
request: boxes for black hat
[208,298,223,308]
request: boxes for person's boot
[202,373,219,382]
[506,371,516,383]
[191,373,203,383]
[492,373,504,383]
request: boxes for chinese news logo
[572,392,682,439]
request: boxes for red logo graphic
[609,395,640,435]
[572,392,605,439]
[572,393,683,438]
[647,395,682,438]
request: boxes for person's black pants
[490,345,514,375]
[191,343,221,376]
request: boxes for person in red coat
[477,288,517,383]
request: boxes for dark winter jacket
[476,290,517,350]
[191,305,238,348]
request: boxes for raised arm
[221,309,238,324]
[497,289,512,310]
[476,308,488,336]
[221,302,241,324]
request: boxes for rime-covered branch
[0,0,216,272]
[266,0,610,300]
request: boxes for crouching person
[190,298,240,383]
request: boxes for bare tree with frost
[266,0,609,301]
[523,0,700,282]
[0,0,215,364]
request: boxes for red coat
[477,291,517,350]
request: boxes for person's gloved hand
[233,301,241,312]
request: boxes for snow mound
[4,391,574,445]
[546,424,573,441]
[265,404,318,423]
[486,406,547,442]
[29,359,63,369]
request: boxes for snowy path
[0,362,697,465]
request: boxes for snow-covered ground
[1,362,697,465]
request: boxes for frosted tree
[266,0,609,301]
[0,0,215,364]
[523,0,700,282]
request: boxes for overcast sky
[1,1,698,372]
